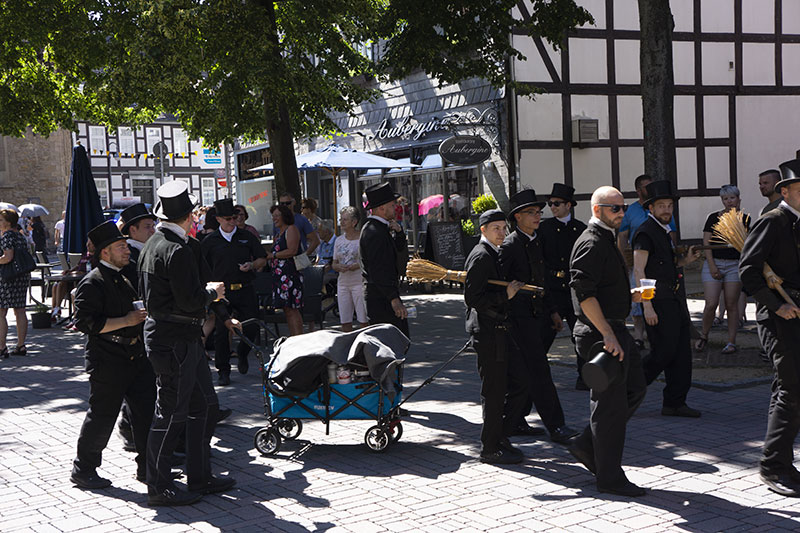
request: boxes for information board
[425,222,466,271]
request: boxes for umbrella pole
[410,168,418,252]
[441,159,449,222]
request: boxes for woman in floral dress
[267,204,304,336]
[0,209,31,357]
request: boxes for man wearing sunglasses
[539,183,588,390]
[568,186,648,497]
[498,189,578,445]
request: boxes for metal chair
[57,252,71,271]
[67,253,83,269]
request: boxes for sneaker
[70,471,112,489]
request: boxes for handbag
[293,251,312,271]
[0,240,37,281]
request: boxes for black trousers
[145,336,219,493]
[642,298,692,408]
[214,288,260,374]
[508,315,566,432]
[473,331,526,453]
[541,293,582,378]
[73,353,155,478]
[366,296,410,338]
[758,313,800,475]
[571,325,647,487]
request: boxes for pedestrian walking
[0,209,31,357]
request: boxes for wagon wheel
[387,421,403,443]
[254,427,281,455]
[276,419,303,440]
[364,425,390,452]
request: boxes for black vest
[633,217,681,300]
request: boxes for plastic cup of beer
[639,279,656,300]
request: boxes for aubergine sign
[438,135,492,165]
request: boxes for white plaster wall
[569,38,607,84]
[615,40,640,84]
[671,0,694,32]
[674,96,696,139]
[512,34,552,84]
[783,0,800,34]
[673,41,695,85]
[701,0,735,33]
[701,42,736,85]
[613,0,639,31]
[743,43,775,86]
[617,95,643,139]
[703,95,729,138]
[679,196,726,240]
[735,95,800,219]
[618,147,645,189]
[742,0,774,33]
[572,147,612,195]
[517,93,562,140]
[676,147,698,189]
[577,0,605,29]
[782,44,800,86]
[705,147,731,189]
[519,149,564,190]
[571,95,610,139]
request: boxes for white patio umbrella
[18,203,50,217]
[0,202,18,211]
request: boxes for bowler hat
[581,341,622,393]
[364,182,399,210]
[120,203,156,233]
[88,221,127,252]
[153,180,198,220]
[508,189,546,219]
[548,183,577,206]
[776,159,800,191]
[479,208,506,227]
[213,198,236,217]
[642,180,679,208]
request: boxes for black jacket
[138,227,222,341]
[539,216,587,295]
[740,205,800,317]
[359,217,408,301]
[498,227,551,318]
[570,222,631,331]
[632,217,682,301]
[464,240,509,335]
[200,228,266,285]
[74,263,143,360]
[121,243,141,292]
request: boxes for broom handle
[764,264,799,307]
[487,279,544,293]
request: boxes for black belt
[98,333,140,345]
[227,282,251,291]
[148,311,205,326]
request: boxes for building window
[173,129,189,156]
[95,178,109,207]
[118,127,135,155]
[202,177,216,205]
[146,127,162,154]
[89,126,106,153]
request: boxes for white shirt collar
[780,200,800,220]
[127,238,144,251]
[480,235,500,253]
[100,259,121,272]
[556,214,572,224]
[648,213,672,233]
[219,226,236,242]
[517,227,536,241]
[158,221,188,242]
[368,214,390,226]
[589,216,615,233]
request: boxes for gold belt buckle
[230,283,242,291]
[555,271,566,278]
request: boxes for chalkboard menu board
[425,222,466,271]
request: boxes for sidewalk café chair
[67,253,83,269]
[29,251,49,302]
[57,252,70,271]
[257,265,327,335]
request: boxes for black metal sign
[438,135,492,165]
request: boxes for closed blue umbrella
[64,144,105,254]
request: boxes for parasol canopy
[64,145,105,254]
[417,194,469,216]
[18,203,50,218]
[249,143,420,176]
[0,202,17,211]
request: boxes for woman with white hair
[332,206,367,332]
[696,184,750,354]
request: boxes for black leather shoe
[218,371,230,386]
[761,472,800,497]
[217,407,232,423]
[661,404,701,418]
[480,447,524,465]
[510,424,546,437]
[136,470,182,483]
[550,425,580,444]
[187,475,237,495]
[597,479,646,497]
[148,487,203,506]
[238,355,249,375]
[568,444,596,475]
[70,472,112,489]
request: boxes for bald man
[567,186,648,497]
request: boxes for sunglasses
[597,203,628,213]
[280,201,293,206]
[547,201,565,207]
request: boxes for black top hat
[120,203,156,233]
[581,341,623,393]
[153,180,198,220]
[479,208,506,227]
[642,180,679,208]
[213,198,235,217]
[88,220,127,252]
[777,159,800,192]
[364,182,399,210]
[548,183,577,206]
[508,189,546,219]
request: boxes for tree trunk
[262,0,301,202]
[638,0,676,185]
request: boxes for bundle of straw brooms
[406,258,544,293]
[712,208,797,306]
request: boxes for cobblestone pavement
[2,292,800,532]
